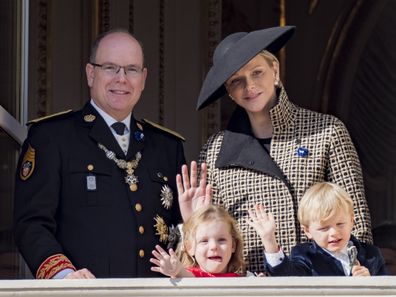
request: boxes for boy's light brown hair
[298,182,354,227]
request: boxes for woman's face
[225,54,279,116]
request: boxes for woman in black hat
[179,26,372,274]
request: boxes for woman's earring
[274,78,280,86]
[229,94,235,101]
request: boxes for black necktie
[111,122,126,136]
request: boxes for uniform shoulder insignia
[142,119,185,141]
[27,109,73,126]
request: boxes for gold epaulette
[27,109,73,125]
[142,119,185,141]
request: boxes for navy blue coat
[266,236,387,276]
[14,102,185,278]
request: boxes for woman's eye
[252,70,263,76]
[230,78,241,86]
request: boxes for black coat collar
[215,105,286,182]
[79,102,145,160]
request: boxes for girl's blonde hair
[298,182,354,227]
[178,205,245,274]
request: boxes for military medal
[154,215,169,243]
[98,143,141,191]
[160,185,173,209]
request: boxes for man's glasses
[90,62,144,78]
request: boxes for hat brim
[196,26,296,110]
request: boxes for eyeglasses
[90,62,144,78]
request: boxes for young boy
[248,182,387,276]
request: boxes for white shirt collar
[323,244,351,275]
[90,99,131,133]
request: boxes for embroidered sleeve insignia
[20,144,36,181]
[36,254,76,279]
[154,215,169,243]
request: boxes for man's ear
[302,225,313,239]
[86,63,95,87]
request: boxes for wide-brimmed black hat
[196,26,296,110]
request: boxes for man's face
[86,32,147,121]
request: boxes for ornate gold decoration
[98,143,141,192]
[154,215,169,243]
[36,253,76,279]
[84,114,96,122]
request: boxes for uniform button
[139,226,144,234]
[135,203,142,212]
[139,249,145,258]
[87,164,94,171]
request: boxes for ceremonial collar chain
[98,143,141,191]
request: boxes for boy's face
[302,209,354,253]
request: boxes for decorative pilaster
[202,0,221,142]
[158,0,165,125]
[37,0,51,117]
[99,0,110,33]
[129,0,135,33]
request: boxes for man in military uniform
[14,29,185,278]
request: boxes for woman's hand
[177,161,212,222]
[247,204,278,253]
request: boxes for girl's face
[225,54,279,116]
[188,220,235,274]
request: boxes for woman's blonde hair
[298,182,354,227]
[178,205,245,274]
[258,49,279,66]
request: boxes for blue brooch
[296,147,309,158]
[134,131,144,141]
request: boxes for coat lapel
[125,117,145,160]
[216,106,287,182]
[80,102,125,158]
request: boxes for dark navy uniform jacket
[266,235,387,276]
[14,102,185,278]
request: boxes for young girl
[150,205,245,277]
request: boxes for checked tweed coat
[199,86,372,273]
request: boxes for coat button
[139,249,145,258]
[138,226,144,234]
[87,164,94,171]
[135,203,142,212]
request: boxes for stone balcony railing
[0,276,395,297]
